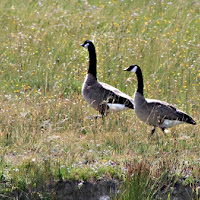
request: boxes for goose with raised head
[124,65,196,135]
[81,40,134,117]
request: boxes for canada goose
[81,40,134,117]
[124,65,196,135]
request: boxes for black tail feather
[177,111,196,125]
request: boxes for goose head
[81,40,93,49]
[124,65,139,73]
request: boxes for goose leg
[86,106,107,120]
[99,102,109,117]
[151,127,156,136]
[100,108,105,116]
[86,103,110,120]
[161,127,165,133]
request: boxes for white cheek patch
[107,103,127,112]
[84,43,90,49]
[131,66,137,73]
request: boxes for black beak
[123,68,128,71]
[81,43,84,47]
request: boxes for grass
[0,0,199,198]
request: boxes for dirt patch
[52,180,119,200]
[2,179,199,199]
[156,181,200,200]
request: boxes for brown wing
[146,99,196,124]
[99,82,134,109]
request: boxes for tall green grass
[0,0,199,198]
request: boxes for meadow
[0,0,199,199]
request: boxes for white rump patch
[161,119,184,128]
[107,103,127,112]
[163,129,169,133]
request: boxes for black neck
[136,67,144,95]
[87,44,97,78]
